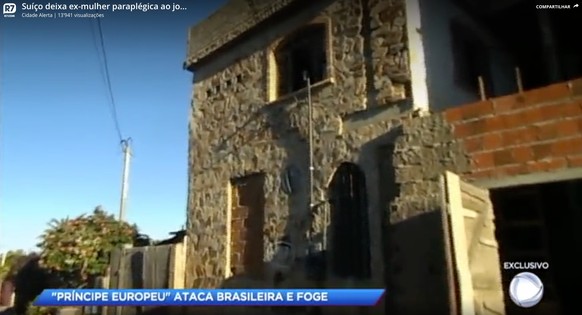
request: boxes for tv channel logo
[509,272,544,308]
[3,3,17,17]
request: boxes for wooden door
[442,171,505,315]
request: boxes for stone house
[183,0,581,314]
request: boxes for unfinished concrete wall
[186,0,413,293]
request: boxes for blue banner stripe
[35,289,385,307]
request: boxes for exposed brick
[502,128,537,146]
[472,152,495,170]
[492,82,570,114]
[526,161,546,173]
[561,101,582,116]
[500,112,525,129]
[485,116,505,131]
[459,100,494,120]
[499,108,549,127]
[468,169,493,179]
[570,78,582,97]
[546,158,568,170]
[481,133,503,151]
[455,118,505,138]
[539,102,582,121]
[512,146,534,163]
[522,108,546,124]
[532,118,582,141]
[231,218,244,229]
[567,155,582,167]
[551,137,582,156]
[539,103,571,120]
[493,94,521,114]
[531,143,553,160]
[454,121,481,138]
[493,150,514,166]
[462,133,503,153]
[555,118,581,138]
[534,123,560,141]
[527,158,568,173]
[492,164,528,177]
[519,82,571,106]
[444,107,464,123]
[463,137,482,152]
[235,206,249,217]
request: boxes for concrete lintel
[342,100,412,132]
[474,167,582,189]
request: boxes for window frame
[267,17,334,102]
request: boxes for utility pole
[118,138,132,222]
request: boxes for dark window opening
[491,179,582,314]
[274,23,328,97]
[328,162,371,279]
[451,21,492,96]
[456,0,582,91]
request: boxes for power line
[89,19,108,97]
[95,16,124,142]
[90,17,133,225]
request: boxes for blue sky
[0,0,226,252]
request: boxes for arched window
[328,162,371,279]
[274,23,328,97]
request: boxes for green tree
[0,249,27,279]
[37,206,137,288]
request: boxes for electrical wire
[89,19,108,99]
[95,16,124,142]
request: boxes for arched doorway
[328,162,371,279]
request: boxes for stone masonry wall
[369,0,410,106]
[186,0,412,299]
[388,114,469,314]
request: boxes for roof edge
[184,0,299,70]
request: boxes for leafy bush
[0,249,27,280]
[37,206,137,288]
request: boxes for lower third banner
[34,289,385,307]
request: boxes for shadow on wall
[382,210,451,315]
[357,127,401,314]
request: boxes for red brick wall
[229,174,265,279]
[444,78,582,179]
